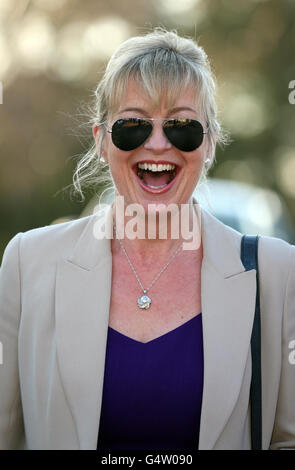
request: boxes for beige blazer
[0,203,295,450]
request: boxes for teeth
[146,183,167,189]
[137,162,176,172]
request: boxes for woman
[0,29,294,451]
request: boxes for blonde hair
[72,28,229,202]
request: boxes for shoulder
[22,215,93,247]
[205,206,295,262]
[1,215,95,267]
[223,215,295,287]
[258,234,295,270]
[201,206,295,279]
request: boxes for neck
[111,197,202,262]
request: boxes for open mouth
[134,162,179,191]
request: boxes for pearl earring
[204,157,211,167]
[100,156,106,164]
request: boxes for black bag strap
[240,235,262,450]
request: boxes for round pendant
[137,293,152,309]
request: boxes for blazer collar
[197,202,256,449]
[55,201,256,449]
[67,198,246,277]
[67,205,114,270]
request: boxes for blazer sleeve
[0,233,25,449]
[270,244,295,449]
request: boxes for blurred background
[1,0,295,260]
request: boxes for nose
[143,121,172,153]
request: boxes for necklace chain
[113,224,183,294]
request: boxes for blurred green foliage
[0,0,295,259]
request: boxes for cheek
[102,132,121,163]
[107,152,132,188]
[109,154,130,175]
[106,142,125,166]
[187,150,204,171]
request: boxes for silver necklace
[113,224,183,310]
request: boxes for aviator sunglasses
[106,117,208,152]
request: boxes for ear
[205,132,216,160]
[92,123,108,163]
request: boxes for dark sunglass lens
[164,119,204,152]
[111,119,152,151]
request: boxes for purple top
[97,313,203,451]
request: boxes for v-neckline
[108,312,202,345]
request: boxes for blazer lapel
[197,206,257,449]
[55,199,257,450]
[55,205,113,449]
